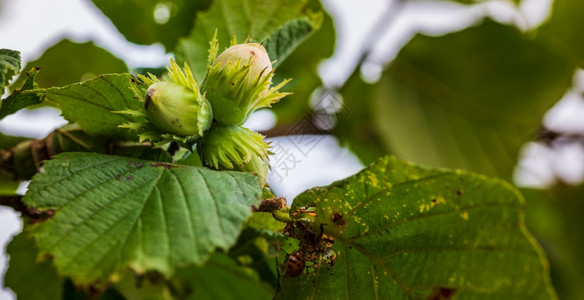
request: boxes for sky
[1,0,583,299]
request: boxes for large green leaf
[175,0,309,82]
[23,152,261,285]
[91,0,212,50]
[536,0,584,66]
[171,253,274,300]
[262,13,323,69]
[11,40,127,89]
[37,73,139,140]
[4,233,64,300]
[370,19,573,180]
[0,48,20,91]
[277,156,555,299]
[336,72,387,165]
[0,67,43,120]
[270,0,335,125]
[522,186,584,300]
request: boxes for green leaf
[536,0,584,66]
[0,48,20,91]
[114,272,169,300]
[12,39,128,89]
[370,19,573,180]
[0,67,43,120]
[91,0,212,50]
[4,233,64,300]
[522,186,584,300]
[171,253,274,300]
[0,172,19,195]
[270,0,335,125]
[175,0,309,82]
[336,72,387,165]
[37,73,140,140]
[262,12,323,69]
[23,152,261,285]
[277,156,556,299]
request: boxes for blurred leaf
[62,278,126,300]
[0,172,19,195]
[277,156,556,299]
[270,0,335,125]
[0,67,43,120]
[23,153,261,285]
[0,132,28,195]
[262,12,323,69]
[371,19,573,180]
[91,0,212,50]
[537,0,584,66]
[336,73,386,165]
[114,272,169,300]
[171,253,273,300]
[38,73,139,140]
[522,186,584,300]
[0,48,20,91]
[5,233,64,300]
[0,132,27,149]
[12,40,127,89]
[175,0,309,82]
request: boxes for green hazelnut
[202,43,290,125]
[213,43,272,85]
[145,81,212,137]
[197,123,269,170]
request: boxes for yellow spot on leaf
[460,212,469,221]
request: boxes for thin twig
[262,0,406,138]
[0,195,29,216]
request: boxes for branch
[0,195,29,216]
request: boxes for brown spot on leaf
[149,162,177,169]
[427,288,457,300]
[332,211,346,227]
[431,198,437,203]
[126,175,133,181]
[28,208,56,224]
[456,190,462,196]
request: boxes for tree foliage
[0,0,582,299]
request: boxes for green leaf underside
[270,0,335,125]
[277,156,555,299]
[175,0,309,82]
[38,74,140,140]
[0,67,43,120]
[172,253,273,300]
[373,19,573,180]
[0,48,21,91]
[5,233,64,300]
[262,14,322,69]
[23,153,261,285]
[91,0,212,50]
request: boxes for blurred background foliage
[1,0,584,298]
